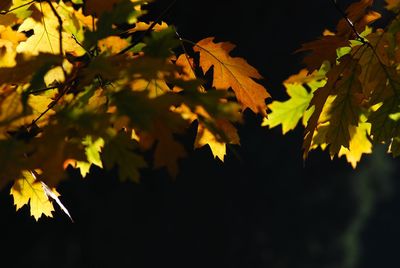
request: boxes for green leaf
[264,84,314,134]
[76,136,104,177]
[263,68,327,134]
[369,98,400,144]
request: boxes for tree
[0,0,397,224]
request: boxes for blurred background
[1,0,399,267]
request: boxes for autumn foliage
[0,0,398,221]
[0,0,270,220]
[266,0,400,167]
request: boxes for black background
[1,0,400,267]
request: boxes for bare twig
[330,0,367,43]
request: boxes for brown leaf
[153,121,186,178]
[297,36,349,72]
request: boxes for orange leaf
[298,0,380,71]
[193,37,270,115]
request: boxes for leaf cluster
[0,0,269,220]
[265,0,400,168]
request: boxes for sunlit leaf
[194,37,270,115]
[10,170,57,221]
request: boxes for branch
[330,0,367,43]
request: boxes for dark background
[1,0,400,267]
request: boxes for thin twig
[330,0,367,43]
[29,81,73,128]
[174,28,206,92]
[0,0,34,15]
[28,85,60,95]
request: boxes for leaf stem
[28,84,60,94]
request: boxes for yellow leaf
[0,25,26,67]
[195,119,239,161]
[10,170,56,221]
[338,122,372,168]
[173,54,206,92]
[131,78,170,97]
[16,2,85,56]
[127,21,169,34]
[193,37,270,114]
[98,36,129,54]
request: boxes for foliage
[3,0,398,222]
[0,0,269,220]
[264,0,400,168]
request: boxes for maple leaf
[143,27,180,58]
[5,0,35,19]
[153,121,186,177]
[193,37,270,115]
[98,36,129,54]
[0,86,24,133]
[127,21,168,34]
[131,78,170,98]
[16,2,85,56]
[75,136,104,177]
[0,53,62,86]
[83,0,142,48]
[174,54,196,79]
[10,170,58,221]
[28,124,86,186]
[0,139,28,188]
[0,25,26,67]
[195,119,239,161]
[101,131,147,182]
